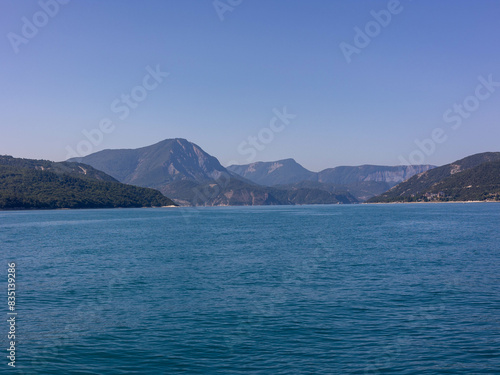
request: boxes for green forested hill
[369,153,500,203]
[0,157,176,210]
[423,161,500,201]
[0,155,118,181]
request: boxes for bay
[1,203,499,374]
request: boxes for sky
[1,0,499,172]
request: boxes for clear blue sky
[1,0,499,171]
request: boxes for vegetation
[369,155,500,203]
[0,157,176,210]
[160,177,357,206]
[0,155,117,181]
[271,186,358,205]
[423,161,500,201]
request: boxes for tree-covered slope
[0,158,176,210]
[423,161,500,201]
[369,152,500,203]
[273,180,393,202]
[0,155,118,182]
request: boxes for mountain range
[69,138,434,205]
[3,138,497,209]
[228,160,432,186]
[69,139,359,206]
[227,160,434,201]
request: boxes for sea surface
[1,203,499,374]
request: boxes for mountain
[0,156,176,210]
[227,159,316,186]
[69,138,228,188]
[69,139,357,206]
[228,160,434,201]
[369,152,500,202]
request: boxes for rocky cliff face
[362,165,435,184]
[317,165,435,187]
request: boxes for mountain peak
[68,138,228,187]
[227,159,316,186]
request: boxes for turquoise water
[1,204,499,374]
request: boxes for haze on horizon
[1,0,499,172]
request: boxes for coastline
[364,200,500,205]
[0,205,180,212]
[2,201,498,212]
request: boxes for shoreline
[364,200,500,205]
[0,205,180,212]
[1,200,498,212]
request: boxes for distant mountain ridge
[227,159,316,186]
[369,152,500,202]
[228,160,434,201]
[228,160,433,186]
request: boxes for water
[1,203,499,374]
